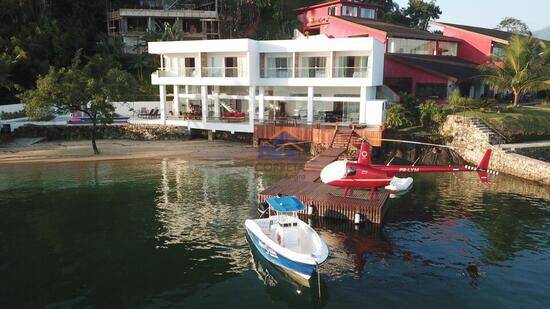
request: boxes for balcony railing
[156,68,178,77]
[201,66,243,78]
[261,67,292,78]
[295,67,327,78]
[333,67,368,78]
[183,67,199,77]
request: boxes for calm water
[0,157,549,308]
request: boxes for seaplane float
[320,138,496,198]
[245,196,329,284]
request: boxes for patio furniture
[222,111,246,122]
[139,109,154,119]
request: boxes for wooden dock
[259,147,390,224]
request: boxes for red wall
[384,57,448,98]
[322,17,387,42]
[442,26,493,64]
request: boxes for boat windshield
[274,211,299,227]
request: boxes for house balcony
[201,66,244,78]
[333,66,369,78]
[295,67,328,78]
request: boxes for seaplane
[320,139,496,198]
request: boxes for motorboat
[245,196,329,283]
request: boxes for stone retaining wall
[14,124,190,141]
[441,115,550,186]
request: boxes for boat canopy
[266,196,305,212]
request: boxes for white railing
[201,66,244,78]
[333,67,368,78]
[261,67,292,78]
[182,67,200,77]
[295,67,327,78]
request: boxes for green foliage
[20,53,137,154]
[386,104,414,129]
[402,0,441,30]
[418,100,449,128]
[400,92,419,114]
[479,35,550,106]
[496,17,531,35]
[457,107,550,140]
[0,110,26,120]
[448,91,497,111]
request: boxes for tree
[497,17,531,35]
[20,53,137,154]
[403,0,441,30]
[480,35,550,106]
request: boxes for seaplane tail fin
[357,140,372,166]
[476,149,492,171]
[476,149,492,185]
[477,171,490,184]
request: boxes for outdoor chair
[139,109,154,119]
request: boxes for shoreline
[0,139,261,165]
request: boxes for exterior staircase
[468,118,506,145]
[330,129,362,150]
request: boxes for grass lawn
[456,105,550,140]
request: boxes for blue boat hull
[245,226,316,280]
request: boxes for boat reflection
[248,240,327,305]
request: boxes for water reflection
[154,159,261,274]
[0,159,548,308]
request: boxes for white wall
[113,101,160,116]
[0,103,24,114]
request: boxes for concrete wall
[440,25,494,64]
[0,104,24,114]
[441,115,550,186]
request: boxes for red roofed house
[295,0,486,102]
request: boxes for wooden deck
[253,123,384,147]
[259,147,390,224]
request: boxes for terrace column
[307,86,314,124]
[147,17,155,31]
[184,85,190,112]
[173,85,180,117]
[249,86,256,126]
[159,85,167,125]
[201,85,208,124]
[258,86,265,122]
[359,86,376,124]
[213,85,220,119]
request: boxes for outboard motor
[257,201,270,218]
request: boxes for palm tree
[480,35,550,106]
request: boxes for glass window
[342,5,354,16]
[328,6,336,16]
[300,57,327,78]
[266,56,291,78]
[335,56,368,77]
[416,83,448,99]
[224,57,238,77]
[492,42,506,58]
[352,6,358,17]
[437,41,458,56]
[183,57,196,77]
[388,38,437,55]
[361,8,375,19]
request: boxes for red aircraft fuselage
[320,141,493,196]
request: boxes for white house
[138,35,386,134]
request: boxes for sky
[394,0,550,31]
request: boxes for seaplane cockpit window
[346,167,357,176]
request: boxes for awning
[266,196,305,212]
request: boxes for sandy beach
[0,139,260,164]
